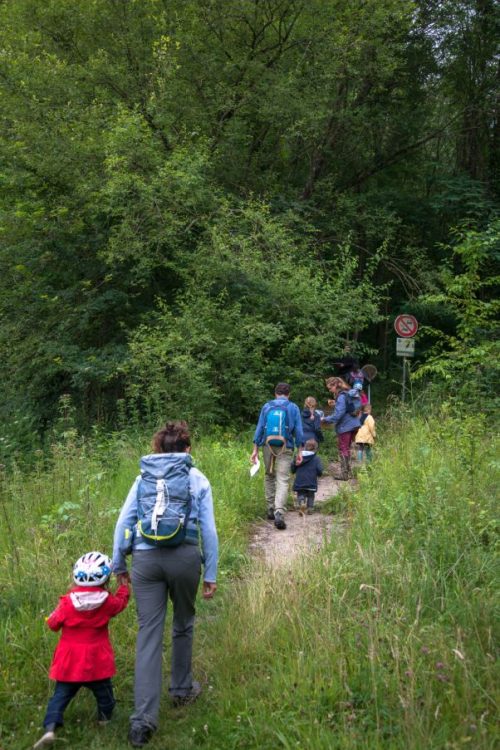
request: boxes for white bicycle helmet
[73,551,112,587]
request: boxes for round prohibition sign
[394,314,418,338]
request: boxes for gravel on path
[248,469,351,566]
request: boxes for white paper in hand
[249,459,260,477]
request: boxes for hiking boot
[33,730,56,749]
[171,681,202,707]
[274,512,286,530]
[306,507,314,515]
[266,508,275,520]
[128,724,153,747]
[334,456,349,480]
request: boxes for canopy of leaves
[0,0,497,433]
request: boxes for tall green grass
[0,415,498,749]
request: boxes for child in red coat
[33,551,130,749]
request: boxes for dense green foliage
[414,220,500,395]
[0,0,498,436]
[0,416,497,749]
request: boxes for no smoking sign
[394,314,418,338]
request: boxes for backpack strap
[183,475,194,530]
[264,434,286,456]
[149,468,193,532]
[151,479,167,532]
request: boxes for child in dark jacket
[291,439,323,515]
[34,551,129,750]
[301,397,324,446]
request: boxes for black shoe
[128,725,153,747]
[274,512,286,530]
[267,508,275,520]
[171,680,202,707]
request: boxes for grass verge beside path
[0,416,498,749]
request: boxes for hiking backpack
[264,404,289,452]
[344,391,362,417]
[137,455,193,547]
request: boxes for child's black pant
[43,678,115,728]
[297,490,315,508]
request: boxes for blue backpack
[137,454,193,547]
[345,390,362,416]
[264,403,289,451]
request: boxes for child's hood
[299,451,316,463]
[69,587,109,612]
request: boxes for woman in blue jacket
[322,377,361,480]
[112,421,218,748]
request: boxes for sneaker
[33,730,56,749]
[266,508,275,520]
[128,724,153,747]
[171,680,202,707]
[306,507,314,515]
[274,512,286,530]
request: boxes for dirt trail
[248,465,351,566]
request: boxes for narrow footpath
[248,464,352,566]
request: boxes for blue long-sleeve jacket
[112,454,219,582]
[301,408,324,444]
[322,390,361,434]
[252,397,304,449]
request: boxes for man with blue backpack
[250,383,304,530]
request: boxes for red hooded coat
[46,584,129,682]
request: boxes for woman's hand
[202,581,217,599]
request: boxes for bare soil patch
[248,466,352,567]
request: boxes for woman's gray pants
[130,545,201,730]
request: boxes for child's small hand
[116,572,131,587]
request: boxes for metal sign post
[402,358,408,403]
[394,317,417,403]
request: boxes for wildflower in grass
[436,673,449,682]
